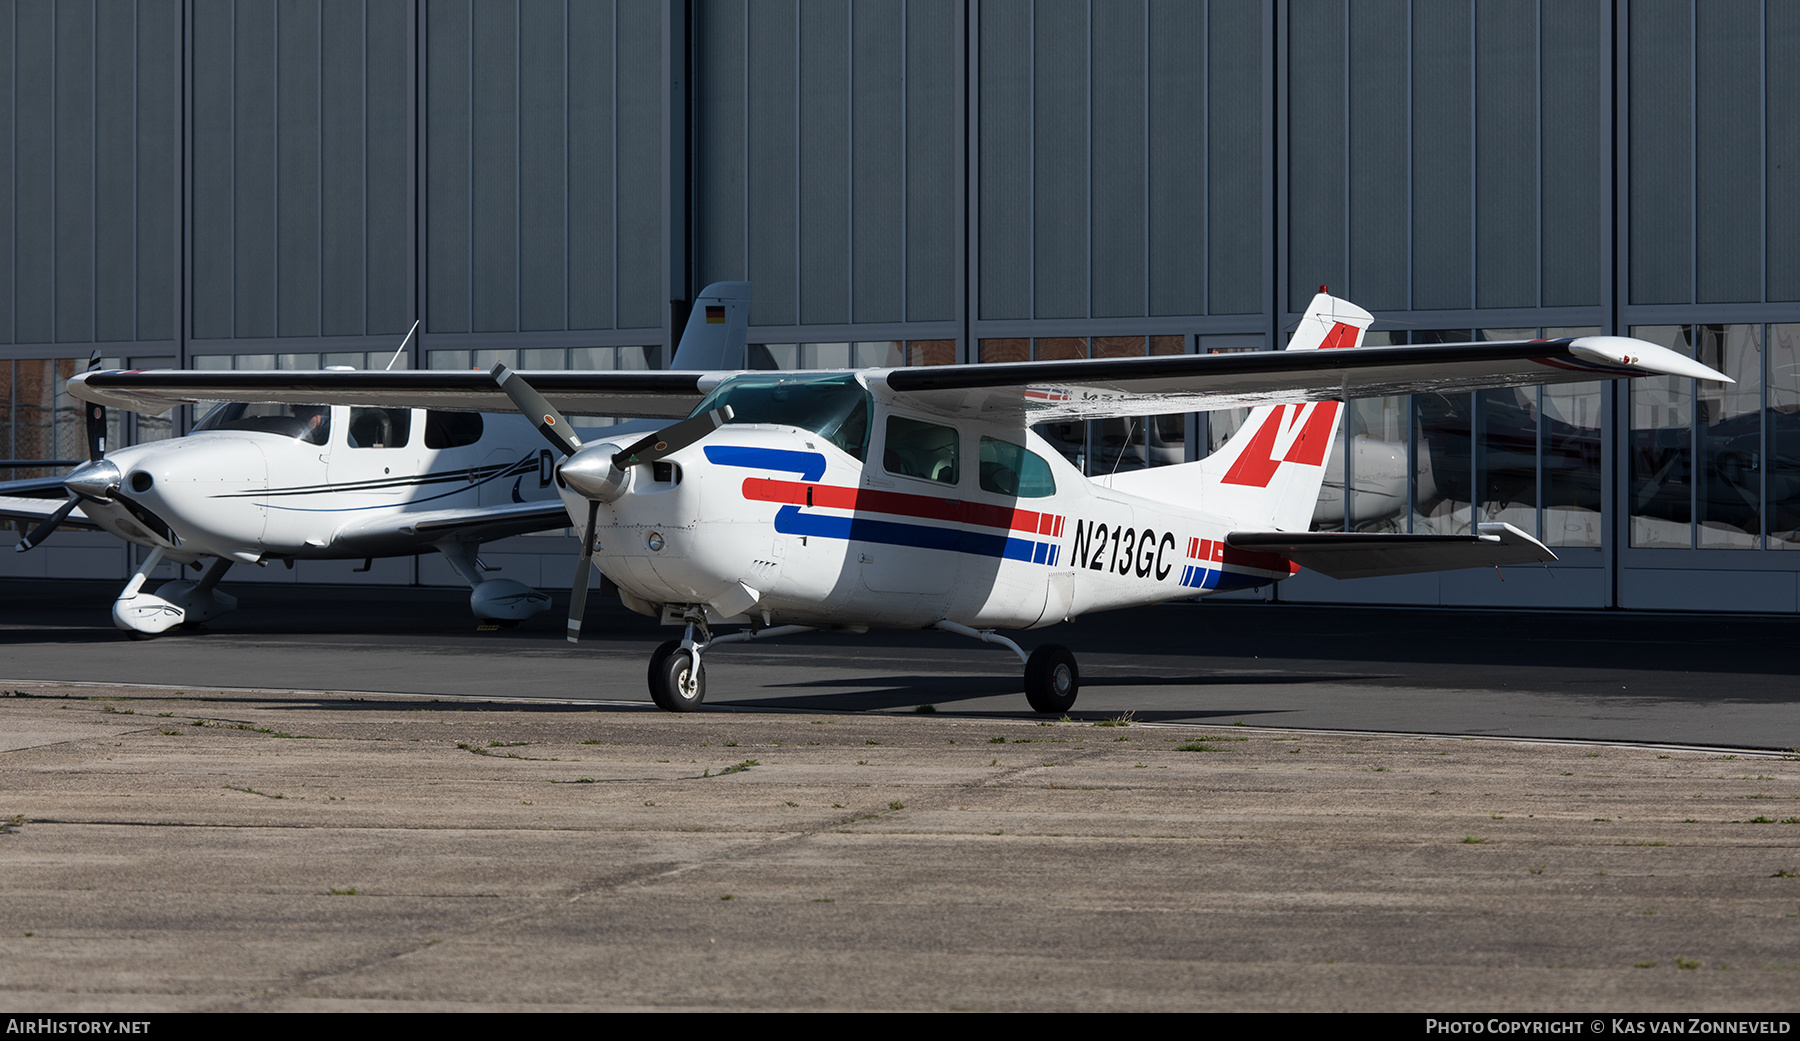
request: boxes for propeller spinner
[488,363,732,642]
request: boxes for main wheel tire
[650,643,707,712]
[647,639,681,710]
[1024,643,1079,714]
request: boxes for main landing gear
[640,614,1080,715]
[934,620,1080,714]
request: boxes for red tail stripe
[1318,321,1360,350]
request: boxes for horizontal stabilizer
[1225,522,1556,580]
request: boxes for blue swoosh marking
[704,445,826,482]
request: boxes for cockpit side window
[192,402,331,446]
[425,410,484,449]
[884,416,959,485]
[979,436,1056,498]
[347,407,411,448]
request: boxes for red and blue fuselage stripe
[708,445,1064,565]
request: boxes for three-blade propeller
[488,363,732,642]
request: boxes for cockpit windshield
[193,402,332,446]
[691,373,871,461]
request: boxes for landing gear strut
[933,620,1081,714]
[644,614,816,712]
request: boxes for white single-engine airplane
[4,283,752,635]
[69,290,1729,711]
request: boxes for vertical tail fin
[669,282,752,371]
[1105,290,1374,531]
[1196,291,1374,529]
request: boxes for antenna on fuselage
[385,320,421,371]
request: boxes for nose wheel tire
[1024,643,1079,714]
[648,639,706,712]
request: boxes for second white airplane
[2,283,752,634]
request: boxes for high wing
[872,335,1727,422]
[68,368,716,420]
[69,338,1726,425]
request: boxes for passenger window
[347,407,411,449]
[884,416,959,485]
[425,410,484,449]
[979,437,1056,498]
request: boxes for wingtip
[1568,335,1732,382]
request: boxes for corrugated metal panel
[277,0,321,339]
[14,0,54,344]
[1695,0,1761,304]
[569,0,617,330]
[470,0,517,333]
[747,0,797,327]
[426,1,471,333]
[1540,0,1600,308]
[1206,0,1260,316]
[190,0,233,339]
[799,0,849,326]
[615,0,660,329]
[1474,0,1536,309]
[979,0,1030,321]
[95,4,135,342]
[54,0,94,344]
[365,0,410,335]
[320,0,366,337]
[234,0,276,338]
[1628,0,1691,305]
[519,0,566,332]
[1347,0,1407,311]
[1411,0,1472,311]
[1286,0,1344,313]
[1772,1,1800,302]
[137,1,176,342]
[905,0,955,323]
[696,0,746,289]
[851,0,902,325]
[1091,0,1145,320]
[0,6,13,342]
[1032,0,1086,320]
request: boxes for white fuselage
[567,411,1296,633]
[81,407,560,563]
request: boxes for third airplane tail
[669,282,753,371]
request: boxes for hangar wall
[2,0,1797,613]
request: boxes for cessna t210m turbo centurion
[70,290,1729,711]
[5,283,752,635]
